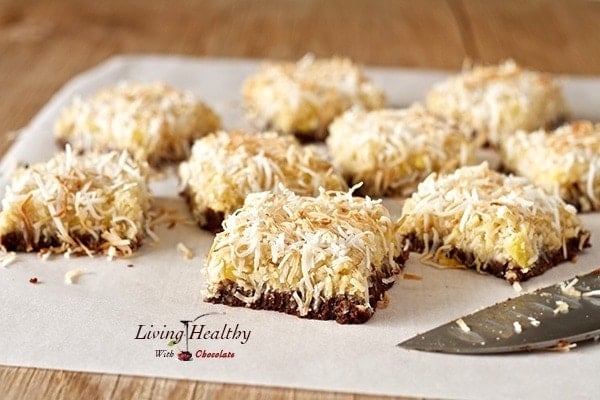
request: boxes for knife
[398,269,600,354]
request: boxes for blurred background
[1,0,599,137]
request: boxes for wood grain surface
[1,1,599,399]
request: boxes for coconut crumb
[176,242,193,260]
[560,278,581,298]
[65,268,86,284]
[512,281,522,292]
[0,252,17,268]
[528,316,541,327]
[377,292,390,309]
[547,340,577,352]
[456,318,471,333]
[553,300,569,315]
[513,321,522,334]
[401,273,423,281]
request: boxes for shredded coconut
[54,81,220,166]
[397,163,588,280]
[327,104,475,196]
[501,121,600,212]
[204,186,404,317]
[243,54,385,138]
[426,59,567,146]
[179,131,347,228]
[0,147,152,257]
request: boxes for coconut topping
[179,130,347,227]
[501,121,600,212]
[397,163,587,274]
[426,60,568,146]
[54,81,221,166]
[204,186,404,316]
[327,104,475,196]
[243,54,385,138]
[0,146,152,256]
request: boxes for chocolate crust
[262,122,329,143]
[205,254,407,324]
[55,138,194,168]
[180,187,225,233]
[401,231,591,283]
[0,230,142,254]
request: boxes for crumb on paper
[65,268,86,284]
[127,264,134,268]
[29,277,39,284]
[456,318,470,333]
[377,292,390,309]
[0,252,17,268]
[513,321,522,334]
[528,316,541,327]
[176,242,193,260]
[553,300,569,315]
[547,340,577,352]
[106,246,117,261]
[560,278,581,298]
[401,272,423,281]
[512,281,522,292]
[150,206,194,232]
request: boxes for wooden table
[1,1,599,398]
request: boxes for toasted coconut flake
[176,242,193,260]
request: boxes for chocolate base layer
[401,231,591,283]
[0,230,142,254]
[55,138,193,168]
[180,187,225,233]
[205,255,407,324]
[262,122,329,143]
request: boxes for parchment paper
[1,55,599,400]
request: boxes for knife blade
[398,269,600,354]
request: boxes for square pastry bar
[178,130,347,232]
[203,187,407,323]
[243,54,385,141]
[326,104,475,197]
[396,163,590,283]
[0,147,152,257]
[426,60,568,147]
[500,121,600,212]
[54,81,220,166]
